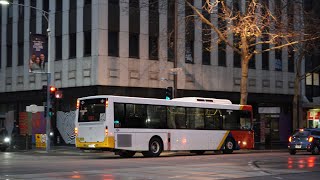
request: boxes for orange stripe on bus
[217,131,229,150]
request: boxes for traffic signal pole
[46,73,51,152]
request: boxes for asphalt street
[0,149,319,180]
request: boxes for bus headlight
[4,137,10,143]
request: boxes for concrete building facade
[0,0,304,147]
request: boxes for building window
[185,0,194,64]
[29,0,36,34]
[70,0,77,9]
[167,0,175,61]
[202,0,210,65]
[129,33,139,58]
[129,0,140,59]
[55,36,62,60]
[288,47,294,72]
[18,43,24,66]
[84,31,91,56]
[233,0,241,68]
[149,0,159,60]
[69,33,76,59]
[108,0,119,57]
[218,42,226,66]
[274,0,282,72]
[314,73,319,86]
[55,0,62,61]
[18,0,24,19]
[56,0,62,12]
[30,0,37,18]
[261,0,269,70]
[233,35,241,68]
[218,2,226,66]
[149,36,158,60]
[7,2,12,22]
[275,49,282,71]
[185,40,194,63]
[108,31,119,57]
[83,1,92,56]
[42,0,49,35]
[306,73,312,85]
[69,0,77,59]
[6,45,12,67]
[83,1,92,32]
[6,19,12,67]
[18,1,24,66]
[262,43,269,70]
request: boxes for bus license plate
[295,145,301,149]
[88,144,96,148]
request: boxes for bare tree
[291,1,320,129]
[186,0,319,105]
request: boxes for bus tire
[142,137,163,157]
[119,150,136,158]
[223,138,234,154]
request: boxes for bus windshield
[78,98,106,122]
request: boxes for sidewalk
[9,145,288,156]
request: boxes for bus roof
[78,95,251,111]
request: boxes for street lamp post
[0,0,52,152]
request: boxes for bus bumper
[75,136,115,149]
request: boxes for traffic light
[49,107,54,117]
[42,85,47,102]
[165,87,173,100]
[55,90,63,99]
[50,86,57,104]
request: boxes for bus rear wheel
[119,150,136,158]
[142,137,163,157]
[223,138,234,154]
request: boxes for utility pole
[173,0,178,99]
[0,0,52,152]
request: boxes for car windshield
[293,130,310,137]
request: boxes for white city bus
[75,95,254,157]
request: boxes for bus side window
[174,107,186,129]
[187,107,204,129]
[114,103,125,128]
[205,109,222,130]
[167,107,176,129]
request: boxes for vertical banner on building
[29,34,48,73]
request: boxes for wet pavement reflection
[287,156,317,169]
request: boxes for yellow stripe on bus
[76,136,115,149]
[217,131,229,150]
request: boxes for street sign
[26,104,44,113]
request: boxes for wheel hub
[151,141,160,153]
[226,141,233,149]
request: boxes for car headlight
[4,137,10,143]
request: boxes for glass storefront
[307,109,320,128]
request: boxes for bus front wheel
[142,137,163,157]
[222,138,234,154]
[119,150,136,158]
